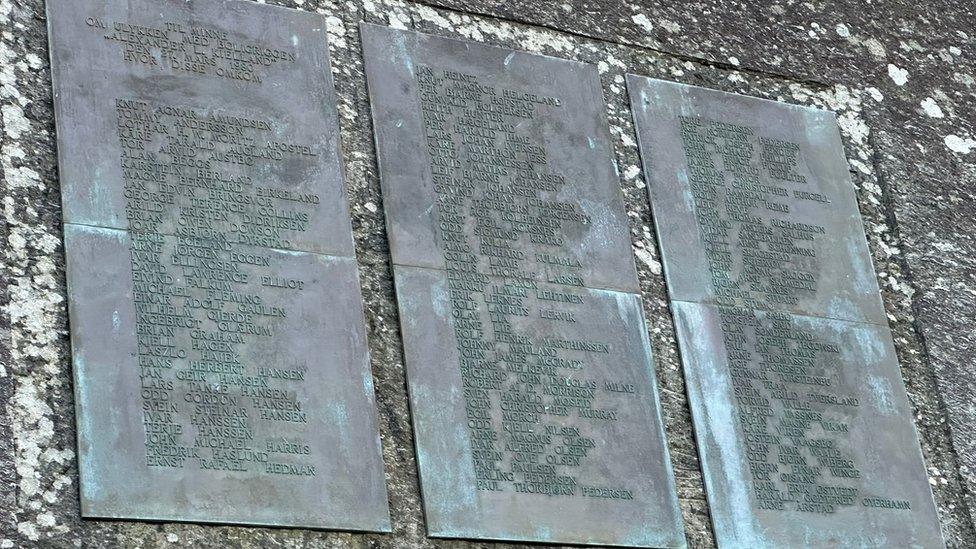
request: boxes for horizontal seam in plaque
[667,296,891,329]
[389,260,643,297]
[61,220,357,261]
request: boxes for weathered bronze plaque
[362,25,684,547]
[627,76,945,548]
[49,0,390,530]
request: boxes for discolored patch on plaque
[671,302,944,548]
[628,76,944,548]
[49,0,389,530]
[362,25,684,547]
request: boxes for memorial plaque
[362,25,685,547]
[627,76,944,547]
[48,0,390,530]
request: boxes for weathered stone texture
[1,0,974,547]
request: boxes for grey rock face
[2,0,975,547]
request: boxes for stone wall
[1,0,974,547]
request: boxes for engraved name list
[364,25,684,547]
[49,0,389,530]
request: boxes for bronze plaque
[363,24,685,547]
[628,75,944,548]
[49,0,390,530]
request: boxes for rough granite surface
[1,0,974,547]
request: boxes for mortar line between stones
[409,0,834,90]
